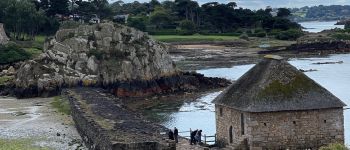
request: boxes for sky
[108,0,349,10]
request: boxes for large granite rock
[15,23,229,98]
[0,23,9,45]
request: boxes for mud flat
[0,96,86,149]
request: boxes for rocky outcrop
[14,23,230,98]
[286,40,350,52]
[286,33,350,53]
[0,23,9,45]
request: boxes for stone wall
[215,105,249,149]
[215,105,344,149]
[63,88,176,150]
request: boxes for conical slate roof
[213,55,346,112]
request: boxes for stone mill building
[213,55,346,149]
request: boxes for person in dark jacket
[174,127,179,143]
[190,129,198,145]
[195,130,202,144]
[168,129,174,140]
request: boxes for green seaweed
[258,73,315,98]
[50,96,71,115]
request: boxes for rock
[7,66,15,74]
[0,23,9,45]
[14,23,230,98]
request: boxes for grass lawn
[152,35,239,43]
[0,138,50,150]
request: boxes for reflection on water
[146,54,350,145]
[299,21,344,33]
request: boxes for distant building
[213,55,346,149]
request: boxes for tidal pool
[146,54,350,145]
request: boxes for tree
[92,0,113,19]
[277,8,291,18]
[47,0,69,16]
[127,16,147,31]
[345,21,350,29]
[149,6,171,29]
[179,20,195,35]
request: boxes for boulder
[0,23,9,45]
[14,23,229,98]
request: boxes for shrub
[345,21,350,30]
[319,143,349,150]
[179,20,196,35]
[332,33,350,40]
[0,44,31,64]
[239,33,249,41]
[275,29,304,40]
[60,20,82,29]
[255,31,267,37]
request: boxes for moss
[258,73,316,98]
[319,143,349,150]
[0,138,51,150]
[0,76,14,85]
[50,96,71,115]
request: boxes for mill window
[219,107,223,117]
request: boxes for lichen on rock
[14,23,229,98]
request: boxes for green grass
[23,47,43,57]
[0,76,14,85]
[152,35,239,42]
[51,96,71,115]
[0,138,50,150]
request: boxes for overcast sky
[108,0,349,9]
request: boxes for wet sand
[0,97,86,150]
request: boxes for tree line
[112,0,301,35]
[0,0,302,40]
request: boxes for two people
[168,127,179,143]
[190,129,202,145]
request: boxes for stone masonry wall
[216,105,344,150]
[63,88,176,150]
[215,105,250,149]
[248,108,344,149]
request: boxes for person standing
[190,129,198,145]
[195,130,202,144]
[174,127,178,143]
[168,129,174,140]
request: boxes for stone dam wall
[63,88,176,150]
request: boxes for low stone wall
[63,88,176,150]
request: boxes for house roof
[212,55,346,112]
